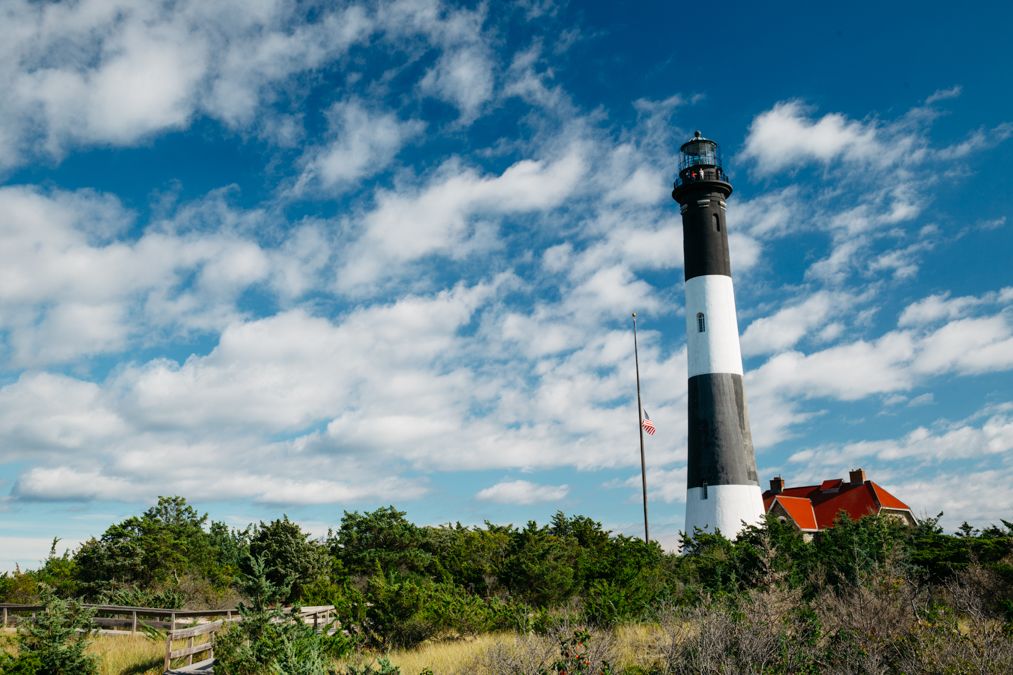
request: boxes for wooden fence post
[164,632,172,673]
[131,610,137,634]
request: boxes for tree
[214,555,343,675]
[72,496,242,606]
[2,587,97,674]
[330,506,433,578]
[501,521,577,606]
[247,516,326,604]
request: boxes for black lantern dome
[672,131,732,201]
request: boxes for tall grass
[87,635,164,675]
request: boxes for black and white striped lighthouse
[672,131,764,537]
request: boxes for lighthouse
[672,131,764,539]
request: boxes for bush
[213,555,342,675]
[248,516,327,605]
[4,587,97,674]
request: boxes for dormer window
[697,312,706,333]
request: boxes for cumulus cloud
[741,292,850,357]
[899,289,1009,326]
[337,146,587,293]
[476,480,569,504]
[741,289,1013,449]
[789,409,1013,468]
[381,0,495,120]
[0,0,510,169]
[740,101,880,174]
[0,186,331,365]
[294,100,424,193]
[0,0,372,166]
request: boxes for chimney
[769,476,784,494]
[849,468,867,485]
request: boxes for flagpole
[632,312,649,544]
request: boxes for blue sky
[1,0,1011,570]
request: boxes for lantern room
[674,131,731,192]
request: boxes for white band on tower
[685,275,744,378]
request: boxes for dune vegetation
[2,497,1011,673]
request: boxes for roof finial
[694,130,702,139]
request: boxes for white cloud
[740,101,879,174]
[899,289,1008,326]
[294,100,424,193]
[913,316,1013,375]
[750,331,917,402]
[933,123,1013,161]
[421,46,495,120]
[379,0,496,121]
[0,0,511,168]
[741,292,845,356]
[0,1,373,165]
[925,86,962,105]
[0,536,85,573]
[476,480,569,504]
[0,373,127,461]
[789,410,1013,468]
[739,292,1013,449]
[0,186,306,365]
[337,146,587,292]
[891,470,1013,528]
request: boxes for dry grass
[87,634,165,675]
[354,625,666,674]
[3,632,165,675]
[379,633,514,674]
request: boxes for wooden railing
[163,605,336,673]
[165,620,221,673]
[2,603,336,673]
[0,603,237,635]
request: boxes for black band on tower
[681,195,731,281]
[687,373,758,488]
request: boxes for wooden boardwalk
[1,602,336,674]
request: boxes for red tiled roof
[811,484,881,527]
[771,495,818,531]
[763,478,912,530]
[870,482,910,510]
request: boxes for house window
[697,312,706,333]
[713,213,720,232]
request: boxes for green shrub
[213,555,339,675]
[5,587,97,674]
[248,516,328,605]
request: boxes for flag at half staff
[641,410,656,436]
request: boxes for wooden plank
[93,617,136,628]
[168,656,215,673]
[170,636,211,656]
[170,620,224,639]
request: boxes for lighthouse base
[684,483,764,540]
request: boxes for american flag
[641,410,656,436]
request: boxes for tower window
[697,312,706,333]
[702,482,708,500]
[713,213,721,232]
